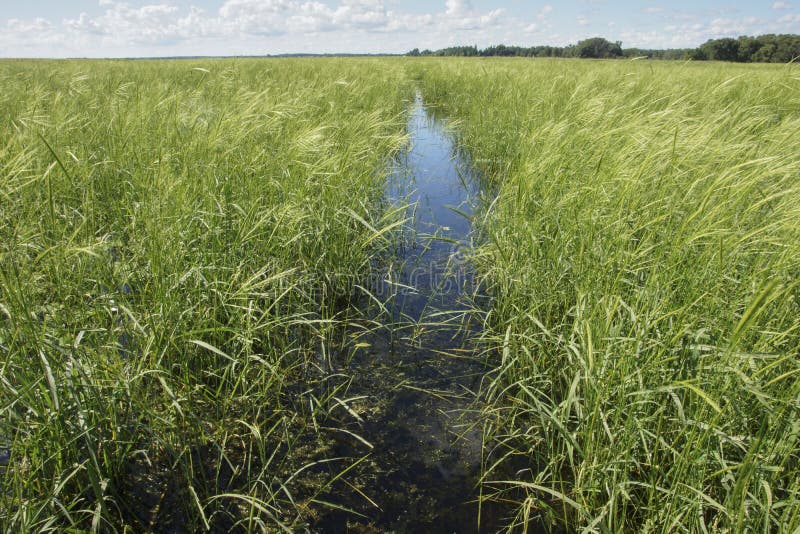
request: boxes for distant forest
[408,34,800,63]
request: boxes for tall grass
[4,55,798,532]
[0,58,412,531]
[416,58,800,531]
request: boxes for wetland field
[1,57,799,532]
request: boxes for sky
[1,1,798,58]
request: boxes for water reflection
[308,94,508,533]
[382,92,481,323]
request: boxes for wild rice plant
[0,58,412,531]
[417,58,800,532]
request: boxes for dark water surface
[304,95,513,533]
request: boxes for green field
[1,57,799,532]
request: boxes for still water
[306,94,509,532]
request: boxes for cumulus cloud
[708,16,762,36]
[2,17,67,52]
[624,10,800,49]
[0,0,510,56]
[62,1,206,45]
[444,0,471,17]
[524,5,553,35]
[7,17,56,33]
[217,0,402,34]
[2,0,797,57]
[217,0,294,35]
[215,0,498,35]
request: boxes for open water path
[306,94,507,532]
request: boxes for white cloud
[2,17,67,52]
[215,0,402,34]
[2,0,508,56]
[62,2,218,46]
[445,0,471,17]
[437,0,503,31]
[3,0,797,57]
[707,16,762,37]
[446,10,504,30]
[219,1,281,28]
[335,1,390,29]
[7,17,55,33]
[522,5,553,35]
[64,13,106,35]
[208,0,497,37]
[621,10,800,49]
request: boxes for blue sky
[1,1,798,57]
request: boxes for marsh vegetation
[416,58,800,531]
[0,58,414,531]
[1,57,799,532]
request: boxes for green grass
[415,58,800,532]
[3,56,799,532]
[0,58,412,531]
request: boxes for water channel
[304,94,509,532]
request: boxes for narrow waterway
[304,94,505,532]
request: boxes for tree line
[407,34,800,63]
